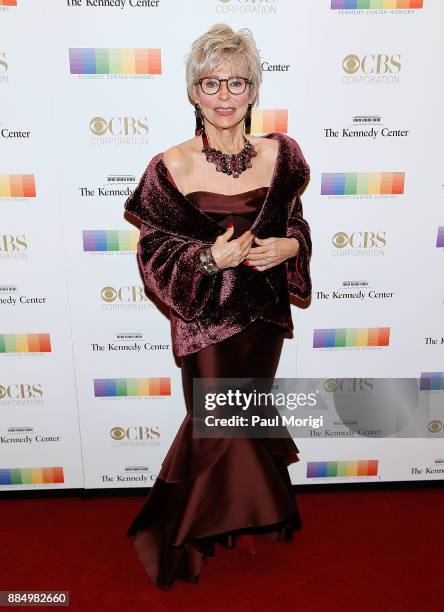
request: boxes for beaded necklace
[201,130,257,179]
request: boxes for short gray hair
[185,23,262,107]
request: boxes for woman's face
[193,61,253,129]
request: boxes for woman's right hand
[210,225,255,270]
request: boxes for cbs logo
[89,116,149,137]
[343,54,401,75]
[110,426,160,440]
[0,235,27,252]
[428,420,442,434]
[332,232,386,249]
[101,286,148,303]
[324,379,374,393]
[0,384,43,399]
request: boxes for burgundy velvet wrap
[124,132,312,358]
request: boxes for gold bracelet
[198,247,220,274]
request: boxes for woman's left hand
[244,236,300,272]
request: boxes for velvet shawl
[124,132,312,358]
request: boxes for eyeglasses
[195,76,252,95]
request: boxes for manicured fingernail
[228,223,234,228]
[243,260,250,265]
[252,266,258,270]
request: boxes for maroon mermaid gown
[126,187,303,589]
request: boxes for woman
[124,23,312,590]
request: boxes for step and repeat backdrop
[1,0,443,491]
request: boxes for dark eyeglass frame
[194,76,252,95]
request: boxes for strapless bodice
[185,187,268,237]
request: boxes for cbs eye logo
[324,379,374,393]
[101,287,117,302]
[90,117,108,136]
[428,420,442,434]
[89,116,149,137]
[332,232,387,249]
[110,426,160,440]
[110,427,126,440]
[101,286,148,303]
[342,54,401,75]
[332,232,348,249]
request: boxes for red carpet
[1,486,442,611]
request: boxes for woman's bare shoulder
[249,135,278,155]
[163,137,201,175]
[247,135,279,169]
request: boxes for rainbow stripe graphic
[436,227,444,247]
[313,327,390,348]
[0,175,36,198]
[0,0,17,6]
[82,230,138,252]
[321,172,405,195]
[420,372,444,391]
[251,110,288,134]
[0,333,51,353]
[331,0,423,8]
[94,378,171,397]
[307,460,379,478]
[69,48,162,75]
[0,467,64,485]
